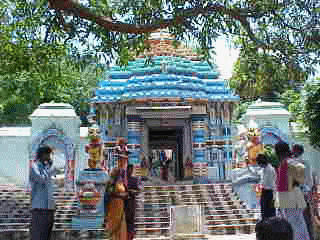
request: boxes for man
[274,142,310,240]
[126,164,144,240]
[256,216,293,240]
[30,145,57,240]
[291,144,314,240]
[256,153,276,220]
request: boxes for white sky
[213,36,240,79]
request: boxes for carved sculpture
[85,126,104,169]
[246,129,263,166]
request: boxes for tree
[2,0,320,126]
[303,80,320,149]
[229,45,307,100]
[44,0,320,68]
[280,88,303,123]
[0,59,102,125]
[3,0,320,67]
[0,0,105,125]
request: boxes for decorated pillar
[72,124,108,232]
[224,144,233,181]
[127,116,144,167]
[192,115,208,179]
[99,104,108,141]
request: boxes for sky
[213,36,240,79]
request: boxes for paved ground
[134,234,257,240]
[207,233,256,239]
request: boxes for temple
[90,31,240,182]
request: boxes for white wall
[0,135,30,186]
[0,127,89,188]
[245,115,290,136]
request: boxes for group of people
[255,142,314,240]
[29,145,143,240]
[104,165,143,240]
[28,141,317,240]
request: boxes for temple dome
[92,56,239,103]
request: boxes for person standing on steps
[30,145,57,240]
[125,164,144,240]
[274,142,310,240]
[291,144,314,240]
[257,153,276,220]
[104,168,128,240]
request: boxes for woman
[105,168,128,240]
[126,164,144,240]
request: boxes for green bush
[264,145,279,168]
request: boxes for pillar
[127,116,144,167]
[192,115,208,181]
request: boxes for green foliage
[233,100,252,121]
[280,89,303,123]
[2,0,320,129]
[0,0,106,125]
[0,59,102,125]
[303,80,320,149]
[264,145,279,168]
[229,45,307,99]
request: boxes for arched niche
[30,126,76,192]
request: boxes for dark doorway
[176,128,183,180]
[149,129,177,142]
[148,128,184,180]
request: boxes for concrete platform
[207,233,256,239]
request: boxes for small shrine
[29,102,80,191]
[242,99,291,136]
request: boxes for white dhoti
[277,208,310,240]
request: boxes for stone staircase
[135,183,259,239]
[52,190,79,238]
[135,186,172,240]
[0,185,80,239]
[205,184,258,235]
[0,186,31,239]
[0,183,260,239]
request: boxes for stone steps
[134,183,259,238]
[0,183,260,239]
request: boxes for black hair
[274,142,290,157]
[292,144,304,157]
[256,153,267,165]
[36,145,52,160]
[256,217,293,240]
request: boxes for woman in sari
[105,168,128,240]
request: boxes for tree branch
[48,0,256,35]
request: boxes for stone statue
[85,126,104,169]
[247,129,263,166]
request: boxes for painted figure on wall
[86,126,104,169]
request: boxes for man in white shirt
[257,153,276,220]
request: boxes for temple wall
[94,100,238,181]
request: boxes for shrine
[90,31,240,182]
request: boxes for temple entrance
[148,128,184,180]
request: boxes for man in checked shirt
[29,145,57,240]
